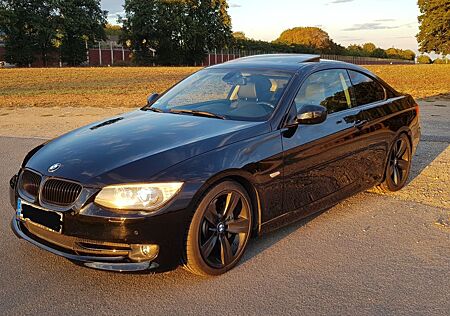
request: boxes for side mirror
[147,93,159,105]
[296,104,327,125]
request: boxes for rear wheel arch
[382,128,413,179]
[376,132,412,192]
[380,127,413,183]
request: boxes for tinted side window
[295,70,352,114]
[348,70,385,106]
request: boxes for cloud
[337,37,363,42]
[375,19,396,22]
[229,3,242,8]
[107,11,125,18]
[343,22,400,31]
[328,0,354,4]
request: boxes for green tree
[401,49,416,61]
[417,54,432,64]
[385,47,416,61]
[122,0,232,66]
[417,0,450,55]
[275,27,333,51]
[433,57,449,64]
[105,24,122,37]
[232,37,315,54]
[362,42,377,55]
[232,31,247,40]
[346,44,364,56]
[0,0,58,66]
[121,0,159,65]
[371,48,388,58]
[206,0,232,50]
[0,0,106,66]
[385,47,401,59]
[58,0,107,66]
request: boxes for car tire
[184,181,253,276]
[375,133,412,193]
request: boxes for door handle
[355,119,368,129]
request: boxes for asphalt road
[0,100,449,315]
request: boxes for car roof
[209,54,318,72]
[209,54,367,73]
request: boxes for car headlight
[94,183,183,211]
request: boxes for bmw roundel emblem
[48,163,62,173]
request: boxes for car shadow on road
[240,211,324,266]
[407,140,448,183]
[401,92,449,184]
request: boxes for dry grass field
[367,64,450,99]
[0,64,449,109]
[0,67,198,108]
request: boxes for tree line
[232,28,417,61]
[1,0,448,66]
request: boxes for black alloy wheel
[377,134,412,192]
[184,181,253,276]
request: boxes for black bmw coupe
[10,55,420,275]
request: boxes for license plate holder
[17,198,63,234]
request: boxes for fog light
[142,245,152,256]
[129,244,159,262]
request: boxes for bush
[417,55,432,64]
[433,58,449,64]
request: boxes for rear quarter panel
[358,93,420,184]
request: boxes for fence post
[110,42,114,66]
[122,46,125,61]
[86,40,89,66]
[99,42,102,66]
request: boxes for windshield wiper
[169,109,226,120]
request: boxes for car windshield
[149,68,293,121]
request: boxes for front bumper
[11,218,159,272]
[9,174,189,272]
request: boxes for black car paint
[10,56,420,271]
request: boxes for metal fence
[88,43,132,66]
[321,54,415,65]
[1,43,416,67]
[201,50,415,66]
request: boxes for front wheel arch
[183,180,254,276]
[186,171,261,236]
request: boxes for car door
[345,70,393,188]
[280,69,368,220]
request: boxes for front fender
[152,130,284,225]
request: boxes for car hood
[26,110,269,186]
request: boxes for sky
[101,0,421,53]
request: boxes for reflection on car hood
[25,110,269,186]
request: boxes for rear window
[348,70,385,106]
